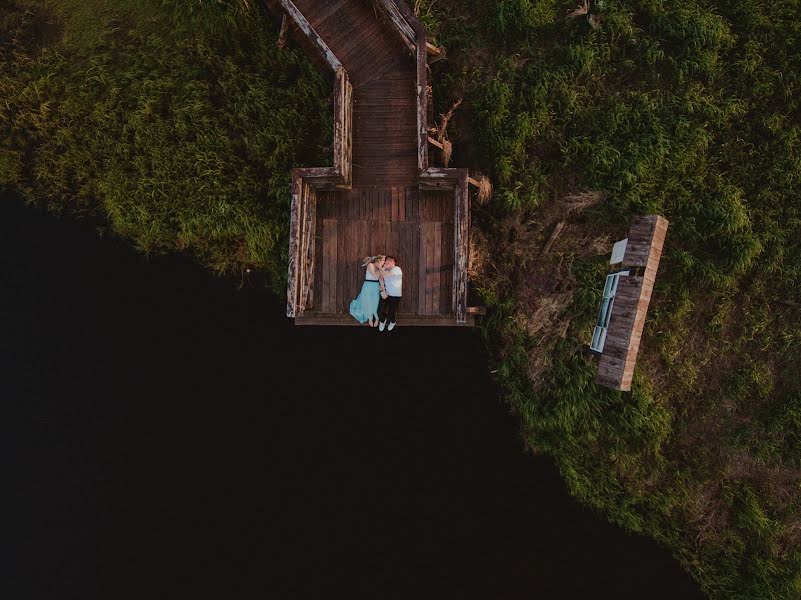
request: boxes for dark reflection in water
[1,194,704,599]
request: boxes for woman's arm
[377,268,388,296]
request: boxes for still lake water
[1,194,705,599]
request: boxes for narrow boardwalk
[293,0,419,187]
[279,0,472,326]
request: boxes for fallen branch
[436,98,462,141]
[567,0,590,19]
[542,221,566,254]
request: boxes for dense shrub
[423,0,801,597]
[0,0,330,289]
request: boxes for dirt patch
[479,190,612,388]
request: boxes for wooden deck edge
[270,1,353,187]
[293,314,477,327]
[275,0,341,71]
[371,0,416,51]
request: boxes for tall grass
[420,0,801,597]
[1,1,331,292]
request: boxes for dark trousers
[379,295,401,324]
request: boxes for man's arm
[379,268,399,298]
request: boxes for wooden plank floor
[292,0,418,187]
[284,1,466,324]
[307,188,454,317]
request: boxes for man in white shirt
[378,256,402,332]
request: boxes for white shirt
[383,266,402,297]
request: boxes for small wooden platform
[302,187,454,320]
[277,0,474,326]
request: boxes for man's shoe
[387,321,396,331]
[378,320,386,332]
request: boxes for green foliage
[425,0,801,597]
[160,0,256,33]
[495,0,558,37]
[1,1,330,290]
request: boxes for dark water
[1,194,705,599]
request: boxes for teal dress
[349,268,381,323]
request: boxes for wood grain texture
[596,215,669,391]
[275,0,473,326]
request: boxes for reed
[0,0,331,294]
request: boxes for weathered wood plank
[454,173,469,322]
[441,221,453,314]
[371,0,416,51]
[391,186,399,221]
[336,217,345,312]
[286,173,303,317]
[301,184,317,313]
[313,209,324,311]
[432,222,441,314]
[295,314,473,327]
[277,0,341,70]
[418,222,428,315]
[321,218,336,313]
[397,186,406,221]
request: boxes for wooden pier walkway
[275,0,474,326]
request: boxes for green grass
[1,0,331,291]
[421,0,801,597]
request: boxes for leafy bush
[1,0,330,290]
[420,0,801,597]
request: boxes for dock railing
[276,0,353,317]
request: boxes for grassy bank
[2,0,801,597]
[420,0,801,597]
[0,0,330,290]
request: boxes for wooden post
[296,182,308,316]
[453,172,469,323]
[286,172,303,317]
[416,28,428,173]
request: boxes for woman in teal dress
[349,255,385,326]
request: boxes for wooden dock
[273,0,474,326]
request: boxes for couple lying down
[349,255,402,331]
